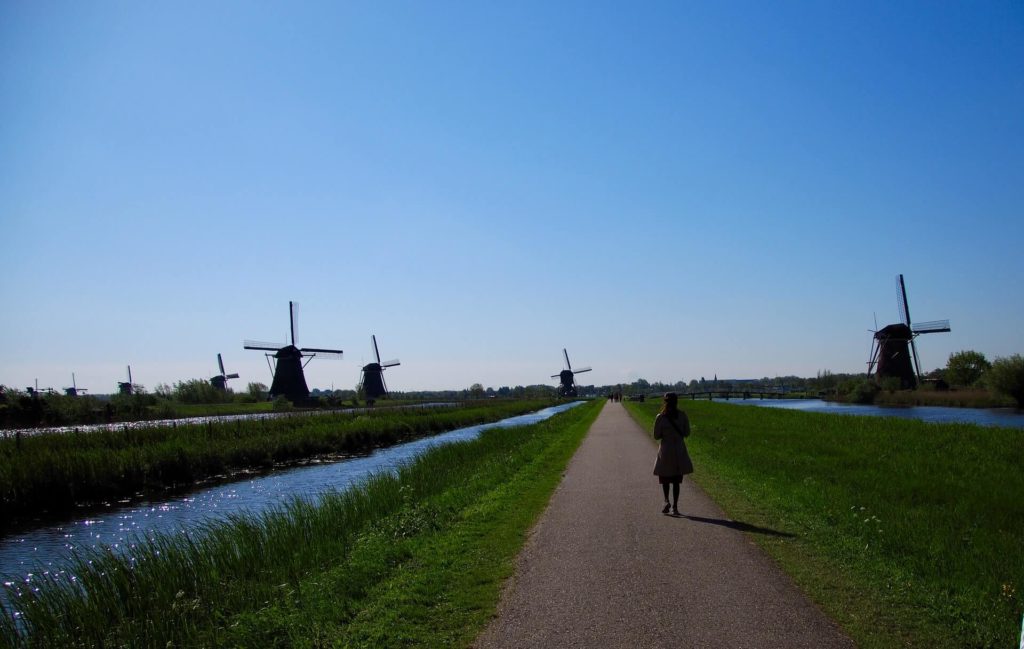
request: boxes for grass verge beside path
[625,400,1023,649]
[0,400,552,523]
[2,400,602,647]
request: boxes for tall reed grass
[0,400,552,523]
[626,400,1023,649]
[0,400,601,647]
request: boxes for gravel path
[474,401,854,649]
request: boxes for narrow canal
[0,401,584,609]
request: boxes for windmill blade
[372,335,381,365]
[912,320,951,334]
[289,301,299,347]
[300,348,344,360]
[244,340,288,351]
[127,365,132,384]
[380,359,400,368]
[225,373,240,379]
[563,348,572,371]
[897,274,912,327]
[573,367,592,374]
[218,353,226,376]
[551,374,561,379]
[867,338,880,375]
[909,337,922,382]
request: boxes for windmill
[551,348,591,397]
[868,274,950,389]
[210,354,240,392]
[118,366,134,395]
[64,373,88,397]
[243,301,343,404]
[358,335,400,406]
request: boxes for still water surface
[0,401,583,604]
[718,398,1024,428]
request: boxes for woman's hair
[660,392,679,420]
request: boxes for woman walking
[653,392,693,515]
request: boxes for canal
[0,401,584,611]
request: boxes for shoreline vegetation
[624,399,1023,649]
[0,399,603,647]
[0,399,555,526]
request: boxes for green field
[625,400,1024,649]
[1,400,602,647]
[0,400,553,523]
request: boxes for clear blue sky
[2,2,1022,393]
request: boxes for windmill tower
[552,348,591,397]
[244,301,343,404]
[868,274,950,389]
[64,373,88,397]
[358,335,400,406]
[210,354,240,392]
[118,366,134,395]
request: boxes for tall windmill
[210,353,240,392]
[64,373,88,397]
[118,366,134,395]
[868,274,950,389]
[552,348,591,397]
[358,335,400,405]
[243,301,343,404]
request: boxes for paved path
[475,401,854,649]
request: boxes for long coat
[653,412,694,477]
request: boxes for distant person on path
[653,392,694,515]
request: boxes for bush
[945,350,991,387]
[838,378,880,404]
[174,379,230,404]
[272,396,295,412]
[986,354,1024,406]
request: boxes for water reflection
[0,401,582,601]
[719,398,1024,428]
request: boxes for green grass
[1,399,602,647]
[0,400,553,523]
[164,401,276,417]
[625,400,1024,649]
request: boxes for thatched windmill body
[552,348,591,397]
[868,274,950,389]
[358,335,400,405]
[244,301,343,404]
[210,354,240,392]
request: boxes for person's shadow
[674,514,796,538]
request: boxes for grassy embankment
[0,400,552,524]
[0,399,603,647]
[625,400,1023,649]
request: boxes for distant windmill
[243,301,344,403]
[210,353,240,392]
[118,365,134,395]
[64,373,88,397]
[551,348,591,397]
[868,274,950,389]
[358,335,400,406]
